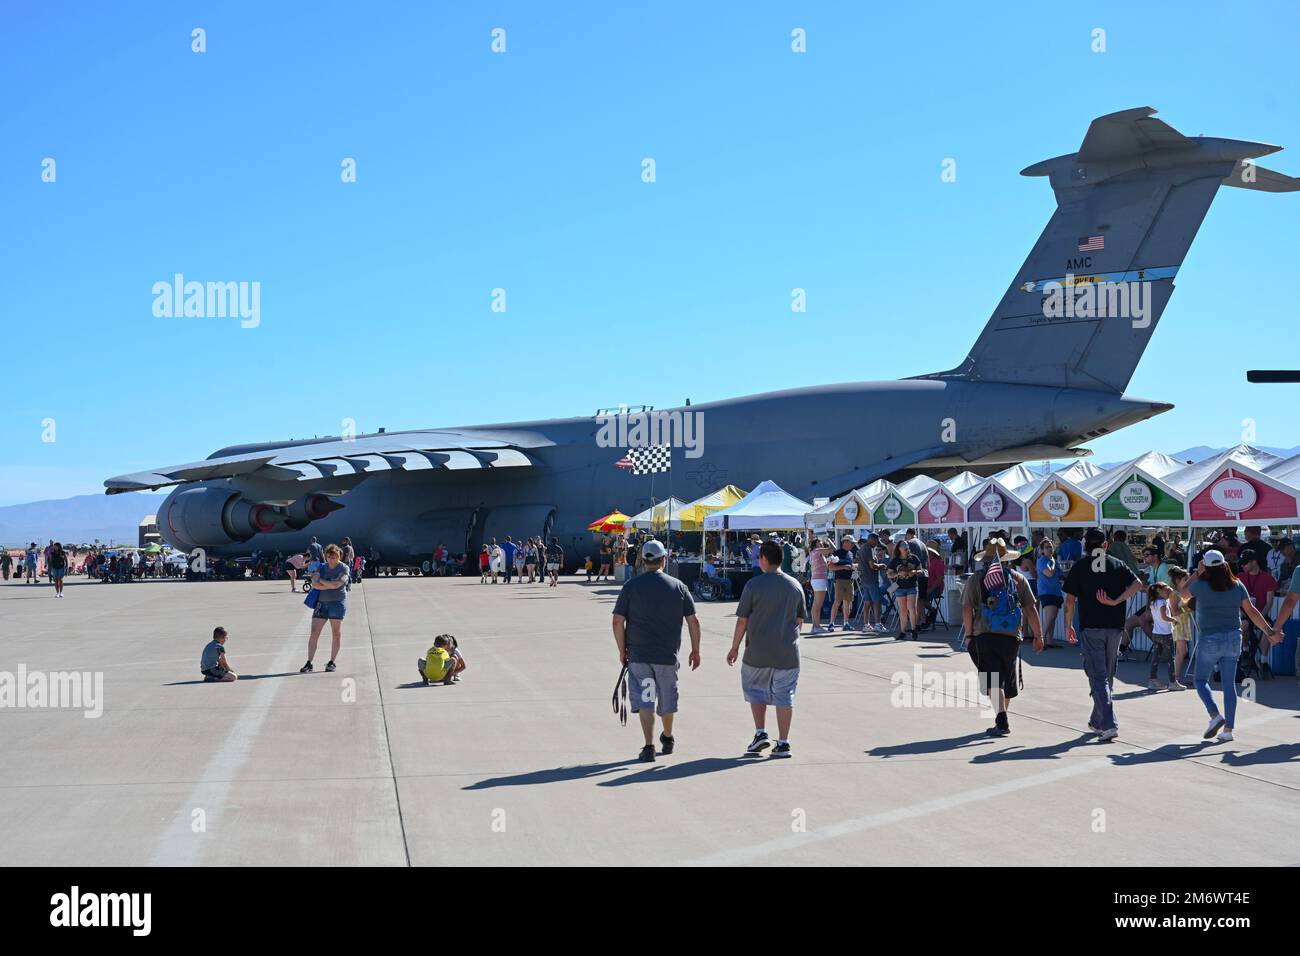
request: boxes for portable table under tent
[703,480,814,588]
[679,485,749,565]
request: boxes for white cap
[1203,549,1226,567]
[642,540,667,560]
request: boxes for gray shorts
[628,661,679,715]
[741,664,800,707]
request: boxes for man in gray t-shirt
[612,540,701,763]
[728,541,805,757]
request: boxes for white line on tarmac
[147,607,312,865]
[687,708,1294,866]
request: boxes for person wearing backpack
[961,537,1043,737]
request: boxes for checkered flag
[630,445,671,475]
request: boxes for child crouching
[419,634,466,685]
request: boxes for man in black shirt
[1062,528,1144,741]
[1238,526,1271,574]
[828,535,857,631]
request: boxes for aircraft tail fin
[926,107,1295,393]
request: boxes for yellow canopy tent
[676,485,748,528]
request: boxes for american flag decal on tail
[1077,235,1105,252]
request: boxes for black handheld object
[612,664,629,726]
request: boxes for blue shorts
[895,586,918,597]
[313,601,347,620]
[860,581,881,601]
[51,568,65,580]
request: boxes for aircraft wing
[104,428,552,494]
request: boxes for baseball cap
[642,540,667,560]
[1203,549,1226,567]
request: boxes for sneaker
[659,732,675,755]
[1215,729,1234,743]
[638,744,655,763]
[1098,727,1119,742]
[771,741,792,757]
[1087,722,1102,734]
[987,723,1010,737]
[1147,678,1167,691]
[299,661,313,673]
[325,661,336,673]
[745,731,771,755]
[809,626,826,635]
[1203,715,1226,739]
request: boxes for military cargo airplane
[106,108,1297,564]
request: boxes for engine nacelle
[160,485,313,550]
[286,493,344,530]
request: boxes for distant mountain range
[5,444,1298,546]
[0,493,168,547]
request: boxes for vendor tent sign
[916,485,963,527]
[1182,465,1300,522]
[961,478,1025,525]
[869,489,916,527]
[1025,476,1097,524]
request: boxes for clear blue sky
[2,1,1297,505]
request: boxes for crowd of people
[0,541,188,590]
[606,522,1300,761]
[14,518,1296,764]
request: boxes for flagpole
[667,446,674,554]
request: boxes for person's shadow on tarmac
[464,755,775,790]
[464,760,633,789]
[163,672,299,685]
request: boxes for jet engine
[159,485,341,550]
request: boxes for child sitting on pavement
[419,634,457,685]
[200,626,238,682]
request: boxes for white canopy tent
[625,497,689,530]
[703,480,814,531]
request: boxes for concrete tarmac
[1,574,1297,866]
